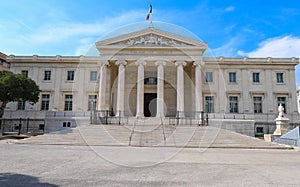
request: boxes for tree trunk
[0,102,7,135]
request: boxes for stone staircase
[128,124,176,146]
[6,120,292,149]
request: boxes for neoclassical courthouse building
[2,24,300,135]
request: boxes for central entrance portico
[95,26,207,118]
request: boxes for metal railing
[90,110,128,125]
[90,110,300,126]
[1,118,45,135]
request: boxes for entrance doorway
[144,93,157,117]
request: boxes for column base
[115,111,124,117]
[194,111,203,119]
[156,113,165,118]
[136,113,144,118]
[176,111,185,118]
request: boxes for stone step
[8,123,292,149]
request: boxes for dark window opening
[144,77,157,85]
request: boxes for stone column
[175,61,186,118]
[97,61,109,111]
[194,61,203,118]
[115,61,127,117]
[156,61,166,117]
[135,61,146,117]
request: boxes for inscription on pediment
[111,34,194,47]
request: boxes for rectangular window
[229,72,236,83]
[277,97,286,113]
[229,96,238,113]
[44,70,51,80]
[253,96,262,113]
[0,59,3,65]
[88,95,97,111]
[63,122,71,128]
[64,95,73,111]
[41,94,50,110]
[256,127,264,134]
[205,72,213,82]
[144,77,157,85]
[17,100,25,110]
[276,73,284,83]
[205,96,214,113]
[67,71,74,81]
[21,70,28,78]
[90,71,97,81]
[253,73,260,83]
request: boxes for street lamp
[90,99,96,124]
[206,100,209,126]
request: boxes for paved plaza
[0,124,300,186]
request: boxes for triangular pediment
[95,27,207,49]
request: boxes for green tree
[0,71,40,132]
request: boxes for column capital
[98,61,109,66]
[175,61,187,67]
[155,61,166,66]
[135,61,147,66]
[193,61,204,67]
[115,61,127,66]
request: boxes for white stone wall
[4,56,300,124]
[297,86,300,113]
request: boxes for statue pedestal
[273,117,290,136]
[264,104,290,142]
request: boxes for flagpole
[146,0,153,27]
[150,0,153,28]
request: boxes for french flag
[146,3,152,20]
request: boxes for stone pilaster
[135,61,146,117]
[175,61,186,118]
[115,61,127,117]
[97,61,109,111]
[194,61,203,117]
[156,61,166,117]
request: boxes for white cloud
[29,10,145,44]
[238,35,300,88]
[224,6,235,12]
[0,10,145,55]
[74,38,96,56]
[210,36,241,57]
[238,35,300,57]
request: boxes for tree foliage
[0,71,40,119]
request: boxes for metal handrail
[128,118,137,146]
[161,117,166,142]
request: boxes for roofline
[95,27,207,47]
[6,55,299,65]
[0,52,7,60]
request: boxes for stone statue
[278,104,284,118]
[273,103,289,136]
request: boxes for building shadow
[0,173,58,187]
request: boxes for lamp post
[90,99,96,124]
[206,100,209,126]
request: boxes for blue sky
[0,0,299,87]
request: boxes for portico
[95,27,207,118]
[97,58,205,118]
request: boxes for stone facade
[3,27,300,133]
[0,52,9,71]
[297,86,300,113]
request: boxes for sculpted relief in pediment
[111,34,194,47]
